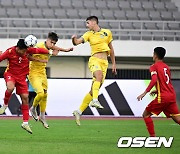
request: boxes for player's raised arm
[27,47,50,54]
[52,46,74,53]
[0,50,9,62]
[71,35,84,46]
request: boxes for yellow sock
[92,81,101,99]
[39,93,47,112]
[33,92,44,107]
[79,93,92,113]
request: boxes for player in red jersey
[137,47,180,137]
[0,39,51,134]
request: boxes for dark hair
[154,47,166,60]
[86,16,99,24]
[48,32,59,42]
[17,39,28,49]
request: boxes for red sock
[21,104,29,122]
[144,117,155,137]
[4,90,12,105]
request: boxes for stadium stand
[0,0,179,41]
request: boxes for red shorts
[4,72,28,95]
[146,98,180,118]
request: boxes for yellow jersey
[29,42,50,75]
[82,28,113,56]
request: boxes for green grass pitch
[0,117,179,154]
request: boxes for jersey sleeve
[145,64,158,92]
[27,47,49,54]
[0,49,10,62]
[108,29,113,44]
[81,31,90,43]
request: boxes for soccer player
[137,47,180,137]
[29,32,73,129]
[71,16,117,126]
[0,39,52,134]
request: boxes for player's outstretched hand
[65,47,74,52]
[0,51,2,55]
[137,91,147,101]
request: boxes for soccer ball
[24,34,37,47]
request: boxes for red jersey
[0,46,49,77]
[146,61,176,103]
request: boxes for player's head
[86,16,99,30]
[153,47,166,61]
[46,32,59,49]
[16,39,28,55]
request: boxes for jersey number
[164,68,169,84]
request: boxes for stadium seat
[52,21,63,28]
[168,22,180,30]
[13,0,25,8]
[160,11,173,21]
[119,1,131,10]
[137,11,150,20]
[95,0,107,10]
[78,9,90,19]
[37,21,52,28]
[99,22,110,29]
[24,0,37,8]
[129,31,141,40]
[66,9,80,19]
[60,0,73,9]
[107,1,119,10]
[74,21,86,28]
[132,22,143,29]
[119,31,129,40]
[153,2,166,11]
[109,22,120,29]
[19,8,32,18]
[0,20,8,28]
[0,0,13,7]
[164,32,176,41]
[12,20,27,27]
[149,11,162,20]
[142,2,154,10]
[90,10,103,19]
[141,31,152,40]
[126,10,139,20]
[72,0,84,9]
[102,10,115,20]
[172,12,180,21]
[120,22,134,29]
[61,21,74,28]
[0,8,8,18]
[152,31,164,41]
[36,0,49,8]
[114,10,127,20]
[130,1,143,10]
[42,8,56,18]
[48,0,60,8]
[30,8,43,18]
[6,8,19,18]
[144,22,158,30]
[165,2,178,11]
[84,1,96,9]
[54,9,68,19]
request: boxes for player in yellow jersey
[29,32,73,128]
[72,16,117,126]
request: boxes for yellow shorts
[88,56,108,83]
[28,74,48,93]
